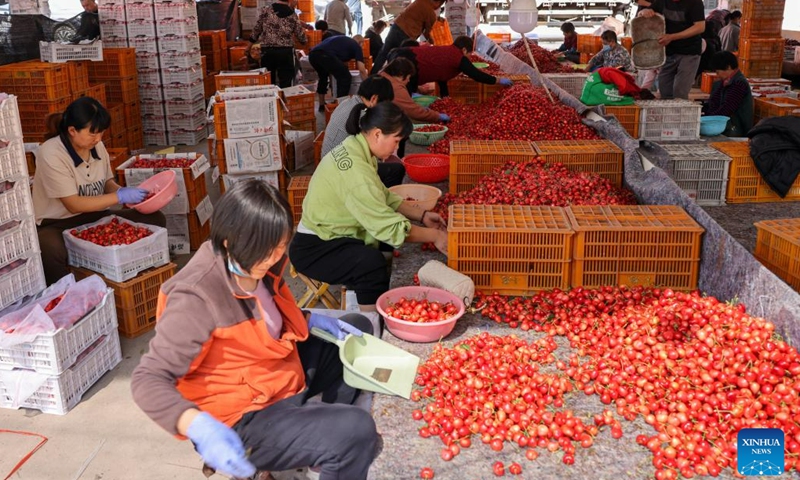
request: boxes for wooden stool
[290,264,343,309]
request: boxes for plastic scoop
[310,327,420,399]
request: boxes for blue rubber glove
[186,412,256,479]
[411,93,423,98]
[498,78,514,87]
[308,313,364,340]
[117,187,148,205]
[438,113,451,123]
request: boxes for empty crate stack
[88,48,144,151]
[0,61,71,144]
[635,99,701,141]
[200,30,228,99]
[658,143,731,206]
[739,0,785,78]
[754,218,800,291]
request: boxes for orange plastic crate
[87,48,137,79]
[207,136,225,167]
[228,45,251,70]
[577,34,602,54]
[579,53,594,64]
[710,141,800,203]
[67,61,90,92]
[346,57,373,71]
[314,131,324,165]
[742,0,785,20]
[447,204,573,295]
[127,125,143,151]
[117,154,209,210]
[105,76,139,105]
[621,36,632,52]
[741,18,783,38]
[429,18,453,45]
[294,29,323,52]
[284,91,315,123]
[73,83,107,106]
[214,71,271,91]
[287,175,312,226]
[700,72,718,93]
[740,59,782,78]
[487,33,512,44]
[324,100,338,124]
[437,76,481,105]
[288,118,316,135]
[71,263,177,338]
[124,101,141,127]
[200,30,226,52]
[739,38,785,61]
[0,62,70,101]
[204,72,217,99]
[754,218,800,291]
[17,97,72,134]
[107,103,125,138]
[109,132,126,148]
[753,96,800,123]
[533,140,624,187]
[187,211,211,250]
[449,140,536,194]
[567,205,703,290]
[481,74,530,101]
[107,147,129,170]
[604,105,641,139]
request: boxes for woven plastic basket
[402,154,450,183]
[409,124,448,146]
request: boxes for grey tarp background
[472,32,800,346]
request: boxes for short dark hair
[561,22,575,34]
[345,101,413,138]
[383,57,416,78]
[710,50,738,70]
[374,20,387,29]
[399,39,420,48]
[45,96,111,141]
[210,179,293,272]
[453,35,473,52]
[356,75,394,102]
[315,20,328,30]
[601,30,618,43]
[729,10,742,20]
[322,30,335,40]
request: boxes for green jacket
[301,134,411,248]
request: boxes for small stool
[290,264,344,309]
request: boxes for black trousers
[371,24,409,74]
[309,50,352,98]
[261,46,296,88]
[233,314,380,480]
[377,161,405,188]
[38,209,166,286]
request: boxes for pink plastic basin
[128,170,178,214]
[376,286,466,343]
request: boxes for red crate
[287,175,311,226]
[87,48,137,79]
[105,76,139,105]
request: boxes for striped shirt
[321,95,362,158]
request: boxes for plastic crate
[143,129,167,146]
[129,36,159,54]
[481,74,531,101]
[87,47,136,79]
[161,66,203,85]
[136,68,161,85]
[487,32,512,44]
[139,83,164,102]
[161,49,203,69]
[98,3,126,21]
[710,141,800,203]
[73,83,107,106]
[104,75,138,105]
[0,217,40,270]
[294,29,322,52]
[158,34,201,53]
[117,153,209,209]
[107,147,129,171]
[604,105,641,138]
[288,118,316,134]
[287,175,311,226]
[125,2,154,21]
[533,140,624,187]
[742,0,785,20]
[739,38,785,61]
[0,288,116,375]
[162,80,203,100]
[754,217,800,291]
[199,30,226,53]
[0,96,23,141]
[700,72,718,94]
[40,41,103,63]
[66,61,90,92]
[449,140,536,194]
[16,97,71,135]
[447,204,573,295]
[660,143,731,206]
[741,18,783,38]
[126,125,144,150]
[314,131,324,166]
[544,73,589,99]
[740,59,782,79]
[577,34,603,54]
[0,332,122,414]
[636,99,701,141]
[429,18,453,45]
[64,215,170,283]
[100,19,127,38]
[0,254,46,312]
[0,62,70,101]
[166,112,206,131]
[71,263,176,338]
[754,96,800,123]
[0,141,28,183]
[124,101,141,127]
[215,71,271,92]
[437,76,481,105]
[164,95,204,116]
[154,1,197,20]
[0,178,33,223]
[169,126,207,145]
[284,90,315,123]
[126,18,157,37]
[567,205,704,290]
[579,52,594,64]
[156,17,199,37]
[187,210,210,250]
[346,57,373,71]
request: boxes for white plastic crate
[637,99,702,141]
[0,332,122,415]
[0,289,116,375]
[135,51,160,70]
[0,217,40,270]
[0,140,27,183]
[142,114,166,131]
[0,96,23,141]
[126,18,157,37]
[157,34,201,53]
[100,19,127,38]
[98,4,126,21]
[125,2,154,20]
[156,17,199,37]
[102,35,128,48]
[660,143,731,206]
[0,254,46,312]
[139,83,164,101]
[166,112,205,130]
[165,95,204,116]
[140,99,165,116]
[544,73,589,99]
[136,67,161,84]
[39,41,103,63]
[169,126,207,145]
[159,50,202,69]
[63,215,170,283]
[162,80,203,100]
[154,1,197,21]
[160,65,203,85]
[125,0,153,4]
[144,129,168,145]
[0,178,33,224]
[129,36,159,54]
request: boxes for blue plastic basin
[700,116,729,136]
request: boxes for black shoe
[318,104,325,112]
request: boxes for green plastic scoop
[310,327,420,399]
[472,62,490,69]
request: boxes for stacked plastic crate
[200,30,228,99]
[87,48,144,151]
[738,0,785,78]
[0,61,71,144]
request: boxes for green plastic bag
[580,72,634,106]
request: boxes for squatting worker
[249,0,308,88]
[638,0,705,100]
[371,0,445,73]
[289,102,448,313]
[388,36,513,97]
[309,34,368,104]
[322,75,407,188]
[131,180,380,480]
[555,22,580,64]
[33,97,165,286]
[703,51,753,136]
[585,30,634,73]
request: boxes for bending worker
[310,34,368,105]
[371,0,445,73]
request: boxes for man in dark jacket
[703,51,753,137]
[365,20,387,59]
[748,116,800,198]
[73,0,100,41]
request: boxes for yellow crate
[533,140,624,187]
[711,141,800,203]
[449,140,536,194]
[754,218,800,291]
[287,175,312,226]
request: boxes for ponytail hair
[44,96,111,141]
[345,101,413,138]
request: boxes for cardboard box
[285,130,314,171]
[222,172,280,191]
[223,135,282,173]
